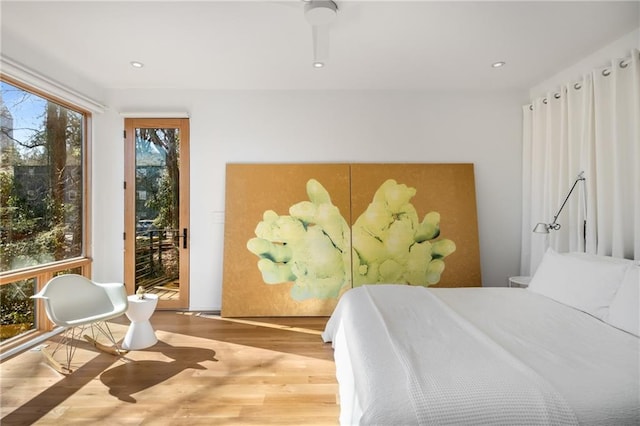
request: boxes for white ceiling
[1,1,639,91]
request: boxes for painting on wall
[222,164,352,317]
[222,163,481,317]
[350,163,481,289]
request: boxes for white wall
[2,4,636,313]
[7,22,634,313]
[1,31,105,104]
[530,27,640,99]
[93,89,526,310]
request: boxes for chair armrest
[30,294,48,299]
[97,282,128,313]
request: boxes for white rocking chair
[31,274,129,373]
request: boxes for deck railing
[135,229,179,291]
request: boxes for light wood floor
[0,313,339,425]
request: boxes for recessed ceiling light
[492,61,506,68]
[313,61,325,68]
[130,61,144,68]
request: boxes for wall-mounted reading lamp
[533,171,586,234]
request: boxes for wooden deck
[135,229,181,302]
[139,280,180,301]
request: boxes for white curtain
[521,48,640,275]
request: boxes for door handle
[182,228,188,249]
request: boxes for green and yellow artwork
[351,179,456,287]
[246,178,352,301]
[222,163,481,317]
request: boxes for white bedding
[322,285,640,425]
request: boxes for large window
[0,78,90,345]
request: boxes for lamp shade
[533,223,550,233]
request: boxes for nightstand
[508,276,531,288]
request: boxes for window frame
[0,75,92,352]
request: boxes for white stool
[122,294,158,350]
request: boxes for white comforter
[322,285,640,425]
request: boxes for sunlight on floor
[191,313,325,336]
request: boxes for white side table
[509,276,532,288]
[122,294,158,350]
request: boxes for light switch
[212,211,225,224]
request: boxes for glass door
[124,118,189,309]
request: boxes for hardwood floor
[0,313,339,425]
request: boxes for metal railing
[135,229,179,290]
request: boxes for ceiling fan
[303,0,339,68]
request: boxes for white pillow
[527,248,631,320]
[606,265,640,336]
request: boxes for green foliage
[135,166,161,223]
[0,169,68,270]
[1,101,82,272]
[0,279,35,341]
[0,83,83,340]
[145,169,176,229]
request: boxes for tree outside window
[0,80,86,341]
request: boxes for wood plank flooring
[0,313,339,425]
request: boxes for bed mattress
[322,285,640,425]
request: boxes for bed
[322,250,640,425]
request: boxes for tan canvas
[222,163,481,317]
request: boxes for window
[0,77,91,345]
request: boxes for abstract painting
[222,163,481,317]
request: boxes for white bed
[322,251,640,425]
